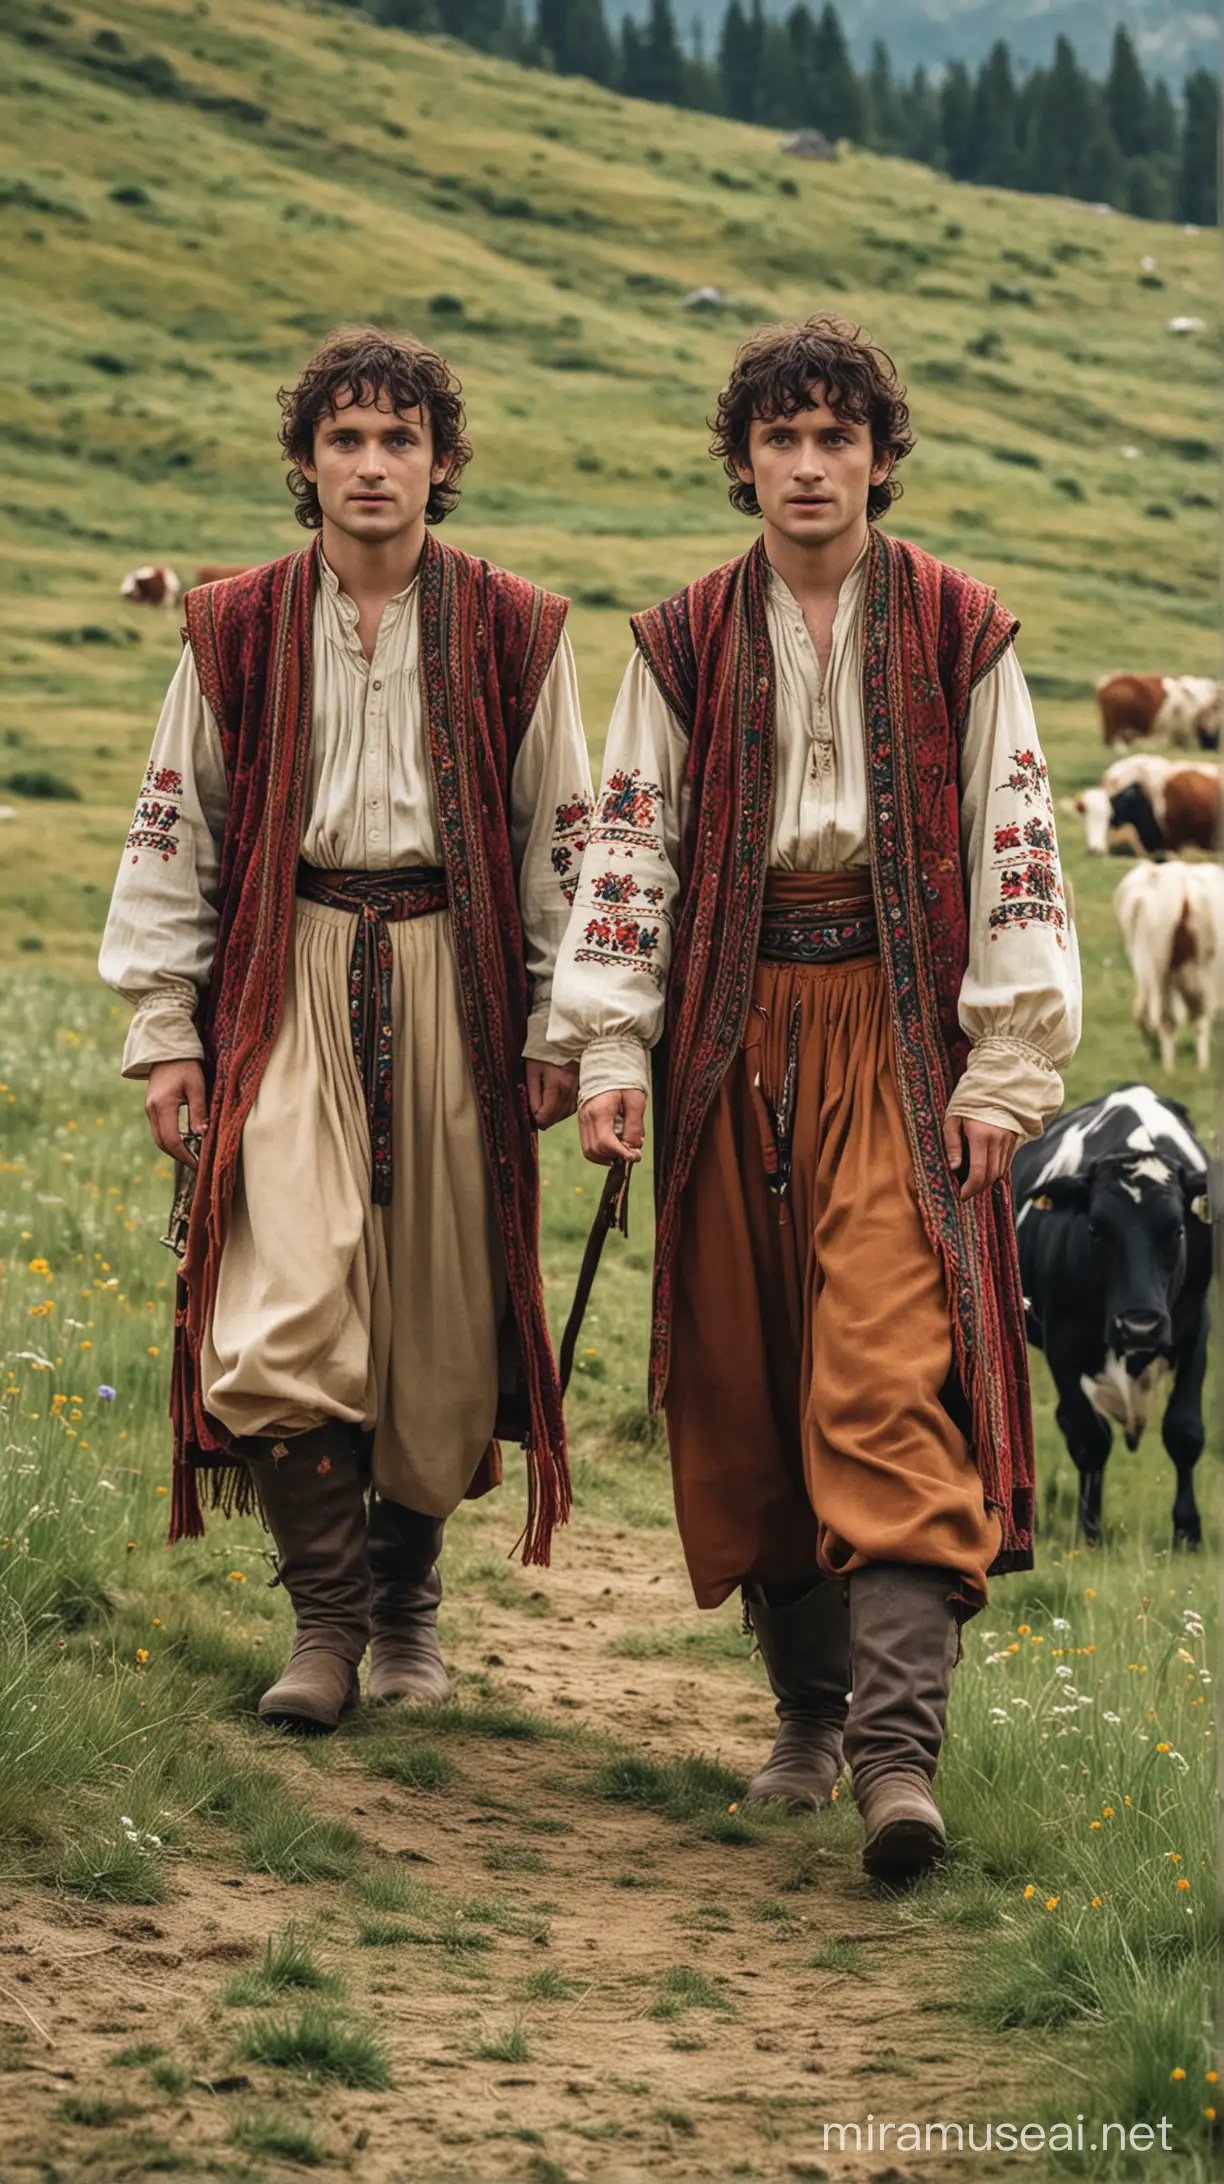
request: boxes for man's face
[301,392,450,542]
[735,389,892,547]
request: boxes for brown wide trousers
[665,871,1002,1617]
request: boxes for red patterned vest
[631,528,1035,1573]
[170,532,571,1563]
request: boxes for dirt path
[1,1506,1046,2182]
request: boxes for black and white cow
[1012,1086,1212,1548]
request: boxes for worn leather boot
[843,1563,959,1880]
[742,1579,851,1809]
[366,1496,450,1704]
[242,1423,371,1735]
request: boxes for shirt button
[372,679,383,692]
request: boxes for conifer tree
[537,0,614,82]
[622,0,687,105]
[866,37,901,152]
[718,0,761,123]
[1105,24,1150,156]
[939,59,975,181]
[1178,68,1220,225]
[809,2,862,142]
[972,41,1020,188]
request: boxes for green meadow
[0,0,1218,2176]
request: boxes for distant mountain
[630,1,1219,79]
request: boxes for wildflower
[1156,1742,1171,1753]
[28,1257,51,1277]
[1090,1820,1101,1830]
[1045,1897,1059,1911]
[1207,2073,1219,2086]
[1176,1879,1191,1891]
[1168,1853,1182,1863]
[728,1802,738,1814]
[1017,1624,1031,1636]
[146,1346,159,1358]
[1124,1797,1132,1808]
[1023,1884,1035,1899]
[227,1571,247,1584]
[1085,1588,1096,1599]
[155,1485,168,1497]
[152,1619,161,1629]
[135,1648,149,1664]
[80,1340,92,1350]
[1055,1665,1073,1679]
[1091,1897,1102,1909]
[1206,2109,1217,2123]
[1103,1711,1121,1723]
[585,1348,597,1357]
[1178,1648,1196,1664]
[97,1386,116,1401]
[1052,1617,1070,1630]
[1172,2069,1186,2082]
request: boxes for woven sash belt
[756,871,878,965]
[296,862,448,1205]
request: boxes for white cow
[1115,860,1224,1072]
[120,564,182,609]
[1076,755,1218,854]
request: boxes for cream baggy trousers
[201,898,507,1516]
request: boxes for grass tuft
[223,1923,339,2006]
[229,2107,325,2166]
[647,1965,734,2019]
[234,2002,391,2089]
[471,2013,533,2062]
[239,1801,361,1885]
[363,1738,458,1792]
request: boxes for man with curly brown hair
[549,315,1080,1876]
[101,327,594,1732]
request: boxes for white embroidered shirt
[99,556,594,1076]
[547,555,1082,1139]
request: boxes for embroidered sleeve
[508,631,596,1065]
[98,646,228,1078]
[950,647,1082,1139]
[547,652,689,1100]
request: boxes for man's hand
[146,1059,208,1168]
[527,1060,579,1131]
[943,1112,1019,1202]
[578,1087,647,1167]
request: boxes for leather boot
[366,1496,450,1705]
[742,1579,851,1809]
[843,1563,959,1880]
[242,1423,371,1735]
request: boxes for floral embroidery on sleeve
[987,753,1067,945]
[550,790,594,904]
[575,913,665,988]
[595,768,663,851]
[125,762,185,864]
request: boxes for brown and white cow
[120,564,182,608]
[1076,757,1220,856]
[1115,860,1224,1072]
[1097,673,1220,751]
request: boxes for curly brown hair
[277,325,473,529]
[710,314,915,522]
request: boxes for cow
[1013,1086,1211,1548]
[120,564,181,608]
[194,563,254,585]
[1096,672,1220,752]
[1115,860,1224,1072]
[1075,756,1219,856]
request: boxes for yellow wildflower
[1017,1624,1030,1636]
[1023,1884,1035,1899]
[135,1648,149,1665]
[147,1346,159,1358]
[1045,1897,1059,1911]
[1172,2068,1186,2082]
[1090,1896,1102,1909]
[1177,1879,1191,1891]
[1156,1743,1171,1754]
[227,1571,247,1584]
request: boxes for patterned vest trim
[170,532,571,1563]
[631,527,1035,1572]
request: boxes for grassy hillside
[1,0,1219,1026]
